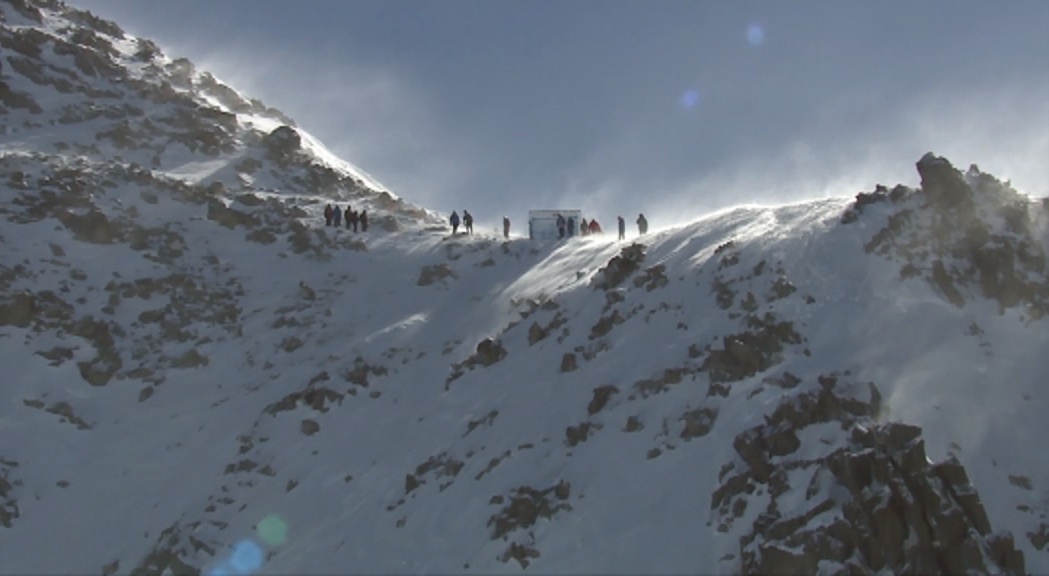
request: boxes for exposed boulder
[917,152,975,213]
[416,263,457,287]
[263,125,302,164]
[0,79,43,113]
[592,243,645,290]
[587,385,618,415]
[56,209,119,244]
[0,290,36,327]
[206,198,258,229]
[560,352,578,373]
[473,338,507,367]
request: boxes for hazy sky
[69,0,1049,230]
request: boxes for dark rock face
[712,374,1025,575]
[473,338,507,367]
[592,244,645,290]
[206,199,258,229]
[917,152,976,213]
[0,458,20,528]
[263,125,302,164]
[700,314,802,383]
[864,153,1049,317]
[488,480,573,567]
[0,290,36,327]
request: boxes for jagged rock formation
[714,374,1025,574]
[850,153,1049,317]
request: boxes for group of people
[449,210,475,235]
[450,210,515,239]
[556,213,648,240]
[323,203,369,232]
[321,202,646,241]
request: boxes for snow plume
[3,2,1049,574]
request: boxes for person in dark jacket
[588,219,602,234]
[556,213,566,239]
[348,209,359,232]
[617,215,625,240]
[450,211,460,234]
[463,210,474,234]
[332,204,343,227]
[503,216,510,239]
[360,210,369,232]
[324,204,334,226]
[344,205,352,229]
[567,216,575,238]
[637,213,648,235]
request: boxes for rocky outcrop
[488,480,573,568]
[0,458,19,528]
[917,152,977,213]
[416,263,456,286]
[700,313,802,383]
[863,154,1049,317]
[592,244,645,290]
[713,374,1024,575]
[206,198,258,229]
[445,338,508,386]
[263,125,302,165]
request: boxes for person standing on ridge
[503,216,510,239]
[567,216,576,238]
[360,210,369,232]
[349,208,359,232]
[617,215,625,240]
[463,210,474,234]
[637,213,648,236]
[344,205,352,229]
[580,218,589,237]
[556,213,566,239]
[450,210,460,235]
[588,218,602,234]
[332,204,343,228]
[324,203,334,227]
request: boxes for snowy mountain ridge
[2,1,1049,574]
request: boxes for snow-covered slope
[3,1,1049,574]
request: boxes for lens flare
[679,88,700,110]
[230,539,264,574]
[257,514,288,547]
[746,23,765,46]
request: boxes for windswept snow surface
[2,2,1048,573]
[2,183,1048,573]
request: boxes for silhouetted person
[332,204,342,227]
[450,210,460,234]
[580,218,588,237]
[463,210,474,234]
[556,214,566,239]
[588,219,602,234]
[617,215,625,240]
[503,216,510,239]
[567,216,575,238]
[344,206,352,229]
[348,209,359,232]
[637,213,648,236]
[324,203,334,227]
[360,210,369,232]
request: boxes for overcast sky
[68,0,1049,230]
